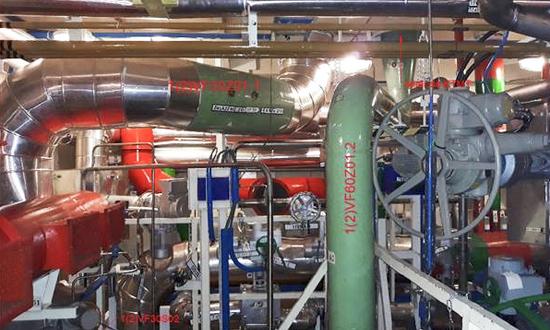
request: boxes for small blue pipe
[220,229,231,330]
[230,167,240,204]
[206,167,215,242]
[483,31,510,93]
[421,81,436,328]
[222,227,263,273]
[28,30,272,41]
[220,227,262,329]
[423,89,435,274]
[79,245,120,301]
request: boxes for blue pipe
[423,89,435,274]
[220,227,263,329]
[419,74,437,328]
[206,167,216,242]
[483,31,509,93]
[220,229,231,330]
[79,245,120,301]
[230,167,239,204]
[28,30,272,40]
[224,228,263,274]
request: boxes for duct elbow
[278,58,333,133]
[479,0,516,31]
[479,0,550,42]
[120,128,172,194]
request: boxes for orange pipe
[120,128,172,194]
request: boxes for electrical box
[188,168,237,210]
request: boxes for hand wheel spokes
[373,90,502,241]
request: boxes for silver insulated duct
[0,57,332,206]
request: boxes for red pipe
[454,19,465,75]
[543,62,550,80]
[120,128,172,194]
[240,177,325,215]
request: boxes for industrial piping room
[2,1,550,329]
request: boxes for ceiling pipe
[0,0,245,17]
[1,0,548,18]
[479,0,550,42]
[2,21,498,32]
[0,56,332,206]
[4,40,550,59]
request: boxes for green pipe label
[211,104,284,115]
[344,142,358,234]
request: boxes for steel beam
[279,261,327,330]
[375,246,516,330]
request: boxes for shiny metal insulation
[0,58,331,206]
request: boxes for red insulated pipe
[239,177,326,215]
[0,192,125,326]
[543,62,550,80]
[120,128,172,194]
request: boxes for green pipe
[489,293,550,330]
[186,63,297,134]
[326,76,380,329]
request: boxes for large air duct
[0,58,331,206]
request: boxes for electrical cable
[101,323,118,330]
[482,30,510,92]
[423,1,436,327]
[460,53,493,85]
[455,30,498,86]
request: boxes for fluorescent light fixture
[332,53,373,75]
[519,56,547,72]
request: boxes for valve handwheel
[373,90,501,240]
[289,192,321,223]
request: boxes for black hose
[455,30,498,86]
[457,53,493,87]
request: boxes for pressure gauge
[289,192,321,223]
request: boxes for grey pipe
[154,145,322,165]
[3,0,548,18]
[0,57,331,206]
[479,0,550,41]
[74,130,108,169]
[507,80,550,104]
